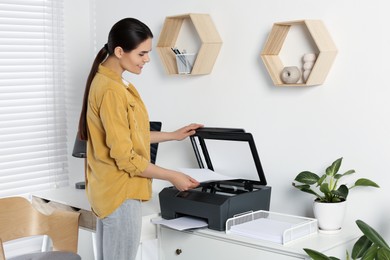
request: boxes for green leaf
[292,184,317,195]
[303,248,333,260]
[377,247,390,260]
[356,220,390,251]
[351,235,372,259]
[361,244,378,260]
[317,174,327,186]
[354,178,380,188]
[326,157,342,176]
[341,169,355,177]
[334,170,355,180]
[332,185,349,200]
[294,171,320,185]
[319,183,330,194]
[292,183,310,189]
[295,186,323,200]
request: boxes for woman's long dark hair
[78,18,153,140]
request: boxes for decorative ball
[303,61,315,71]
[303,69,311,82]
[281,66,301,84]
[303,53,316,62]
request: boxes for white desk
[31,187,361,260]
[31,186,160,260]
[158,222,361,260]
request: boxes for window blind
[0,0,68,198]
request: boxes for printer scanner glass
[202,139,258,181]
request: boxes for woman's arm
[146,123,203,191]
[139,163,199,191]
[145,123,203,190]
[150,123,203,143]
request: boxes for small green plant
[304,219,390,260]
[292,157,379,203]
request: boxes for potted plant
[292,157,379,233]
[304,219,390,259]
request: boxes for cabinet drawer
[159,227,305,260]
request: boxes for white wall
[64,0,95,185]
[64,1,95,258]
[65,0,390,245]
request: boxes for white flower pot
[313,200,347,234]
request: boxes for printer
[159,127,272,231]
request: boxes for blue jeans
[96,199,142,260]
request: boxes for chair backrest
[0,240,4,260]
[150,121,162,164]
[0,197,80,258]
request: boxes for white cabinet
[158,224,360,260]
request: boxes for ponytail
[78,46,108,140]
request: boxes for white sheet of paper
[151,216,208,231]
[179,168,232,183]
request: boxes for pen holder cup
[175,53,196,74]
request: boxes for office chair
[149,121,162,164]
[0,197,81,260]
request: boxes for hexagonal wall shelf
[156,13,222,75]
[261,20,337,86]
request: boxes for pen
[171,47,187,66]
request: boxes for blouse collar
[97,64,141,98]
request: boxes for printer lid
[190,127,267,185]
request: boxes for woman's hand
[150,123,203,143]
[140,164,199,191]
[172,123,204,141]
[168,171,200,191]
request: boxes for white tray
[225,210,318,245]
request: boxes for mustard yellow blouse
[86,65,151,218]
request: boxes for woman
[78,18,201,260]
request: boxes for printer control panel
[197,179,264,195]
